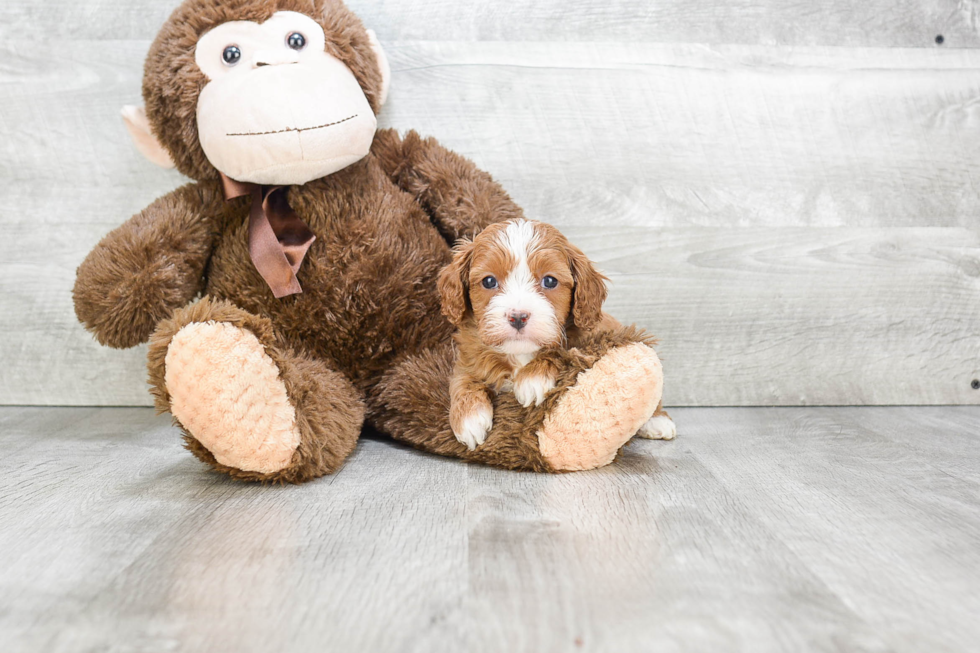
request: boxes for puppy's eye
[287,32,306,50]
[222,45,242,66]
[481,276,498,290]
[542,275,559,289]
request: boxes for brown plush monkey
[73,0,674,483]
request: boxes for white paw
[453,405,494,450]
[636,415,677,440]
[513,375,556,407]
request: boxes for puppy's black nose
[508,311,530,331]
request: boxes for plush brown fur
[372,129,525,241]
[148,297,365,483]
[73,184,227,348]
[370,325,657,473]
[73,0,665,482]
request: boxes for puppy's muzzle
[507,311,530,331]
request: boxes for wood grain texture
[683,406,980,653]
[2,0,979,47]
[385,42,980,230]
[4,224,977,406]
[8,41,980,230]
[2,29,980,405]
[569,225,980,406]
[2,406,979,652]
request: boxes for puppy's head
[438,219,608,355]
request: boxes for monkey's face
[193,11,378,185]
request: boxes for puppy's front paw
[452,404,494,450]
[636,414,677,440]
[513,374,556,407]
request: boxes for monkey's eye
[481,276,498,290]
[222,45,241,66]
[287,32,306,50]
[542,275,559,289]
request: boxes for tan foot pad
[538,343,663,471]
[164,321,300,474]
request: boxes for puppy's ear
[567,242,609,330]
[438,238,474,327]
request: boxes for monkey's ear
[365,29,390,106]
[121,105,175,169]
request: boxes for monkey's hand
[73,183,219,349]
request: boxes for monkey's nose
[507,311,530,331]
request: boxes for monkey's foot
[537,343,663,471]
[148,297,365,483]
[165,321,301,474]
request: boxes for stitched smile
[226,114,357,137]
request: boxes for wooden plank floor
[1,407,978,652]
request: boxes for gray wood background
[1,0,978,407]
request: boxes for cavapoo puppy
[437,219,675,450]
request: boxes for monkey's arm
[565,312,623,347]
[73,183,221,349]
[372,128,524,241]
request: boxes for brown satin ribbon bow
[221,174,316,298]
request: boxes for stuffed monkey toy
[73,0,673,483]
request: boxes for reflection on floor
[1,406,977,652]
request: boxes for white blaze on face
[487,220,560,355]
[194,11,379,186]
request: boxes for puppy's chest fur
[455,327,536,393]
[496,353,537,393]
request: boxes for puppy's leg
[513,352,562,408]
[636,402,677,440]
[449,369,494,450]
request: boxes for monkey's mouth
[226,114,357,137]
